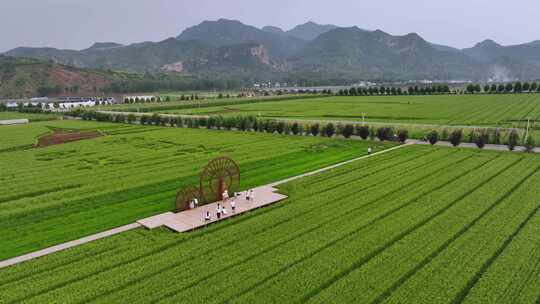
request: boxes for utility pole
[524,118,531,145]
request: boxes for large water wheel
[199,157,240,204]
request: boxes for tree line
[335,82,540,96]
[424,128,535,152]
[67,109,537,151]
[336,85,451,96]
[468,82,540,94]
[0,102,44,113]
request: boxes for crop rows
[165,94,540,128]
[0,120,390,260]
[1,145,539,303]
[0,146,428,302]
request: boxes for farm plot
[0,120,388,260]
[0,112,58,122]
[161,94,540,128]
[0,120,127,152]
[1,145,539,303]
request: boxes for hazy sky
[2,0,540,52]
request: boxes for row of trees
[122,95,204,104]
[0,103,44,113]
[337,85,451,96]
[467,82,540,94]
[73,110,409,142]
[123,96,164,104]
[424,128,535,151]
[69,109,537,151]
[337,82,540,97]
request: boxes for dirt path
[0,223,140,269]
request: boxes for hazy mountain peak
[262,26,286,36]
[463,39,505,63]
[475,39,502,48]
[403,32,424,41]
[287,21,339,40]
[176,18,307,58]
[84,42,123,51]
[372,29,392,38]
[215,18,244,25]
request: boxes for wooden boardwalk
[138,186,287,232]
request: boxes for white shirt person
[216,204,222,219]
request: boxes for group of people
[205,199,235,221]
[202,188,256,221]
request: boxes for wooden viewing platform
[137,185,288,232]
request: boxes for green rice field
[1,145,539,303]
[160,94,540,128]
[0,112,58,122]
[0,120,388,260]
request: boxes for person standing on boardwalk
[222,189,229,202]
[216,203,222,219]
[248,189,255,202]
[204,211,211,221]
[368,146,372,155]
[230,200,236,213]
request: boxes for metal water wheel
[200,157,240,204]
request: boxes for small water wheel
[175,186,200,212]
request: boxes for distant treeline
[334,82,540,96]
[0,103,43,113]
[467,82,540,94]
[334,85,450,96]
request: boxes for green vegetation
[0,56,141,98]
[159,94,540,127]
[0,120,118,152]
[99,94,324,113]
[1,146,540,303]
[0,112,57,122]
[0,120,389,260]
[139,93,540,144]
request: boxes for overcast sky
[1,0,540,52]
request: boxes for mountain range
[5,19,540,83]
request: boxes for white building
[6,102,18,109]
[123,95,156,102]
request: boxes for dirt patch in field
[36,130,103,148]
